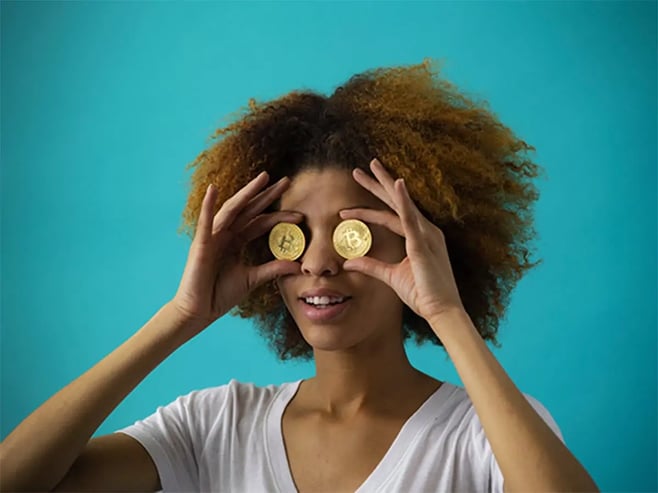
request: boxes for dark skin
[274,166,442,492]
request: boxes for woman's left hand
[340,158,465,324]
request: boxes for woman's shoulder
[224,378,301,402]
[428,382,564,443]
[182,378,301,411]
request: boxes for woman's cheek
[369,232,405,264]
[276,279,293,305]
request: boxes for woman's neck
[301,344,440,420]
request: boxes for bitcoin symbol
[278,233,295,253]
[344,229,362,251]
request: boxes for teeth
[304,296,346,305]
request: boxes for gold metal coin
[269,222,305,261]
[333,219,372,259]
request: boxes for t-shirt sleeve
[487,393,565,493]
[114,386,230,493]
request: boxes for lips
[299,288,350,298]
[297,297,352,323]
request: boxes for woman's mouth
[298,296,353,323]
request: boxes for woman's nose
[300,233,342,276]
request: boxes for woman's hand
[339,158,465,324]
[171,172,302,330]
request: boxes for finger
[395,178,424,251]
[352,168,397,212]
[249,259,302,289]
[342,256,395,286]
[369,158,401,210]
[195,184,218,244]
[239,210,304,243]
[230,176,293,232]
[338,208,405,237]
[212,171,270,232]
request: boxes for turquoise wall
[2,2,656,491]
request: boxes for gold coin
[269,222,305,261]
[333,219,372,259]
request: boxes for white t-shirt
[116,379,564,493]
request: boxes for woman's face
[276,166,407,353]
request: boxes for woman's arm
[0,302,206,492]
[431,308,600,493]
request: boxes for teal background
[2,1,656,491]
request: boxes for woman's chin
[299,325,360,351]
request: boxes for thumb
[249,260,301,289]
[343,257,392,285]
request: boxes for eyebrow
[281,204,376,213]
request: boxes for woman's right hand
[170,171,302,331]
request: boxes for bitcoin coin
[333,219,372,259]
[269,222,305,261]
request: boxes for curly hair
[177,58,545,361]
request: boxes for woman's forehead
[278,168,386,212]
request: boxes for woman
[0,59,599,492]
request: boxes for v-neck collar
[265,379,455,493]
